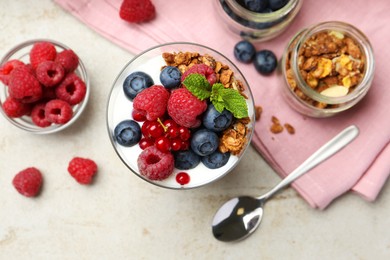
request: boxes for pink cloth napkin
[54,0,390,209]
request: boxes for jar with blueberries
[280,21,375,117]
[214,0,303,42]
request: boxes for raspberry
[68,157,98,185]
[181,64,217,86]
[2,96,31,118]
[55,73,86,105]
[119,0,156,23]
[137,146,174,181]
[133,85,169,121]
[35,61,65,87]
[31,102,52,127]
[55,49,79,73]
[167,88,207,128]
[29,41,57,69]
[8,65,42,103]
[45,99,73,124]
[0,59,25,85]
[12,167,43,197]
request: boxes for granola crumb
[255,105,262,121]
[284,123,295,134]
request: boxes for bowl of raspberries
[107,42,255,189]
[0,39,89,134]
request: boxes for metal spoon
[212,125,359,242]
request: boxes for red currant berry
[180,140,190,150]
[132,109,146,122]
[141,120,152,137]
[163,119,177,129]
[155,136,171,153]
[139,137,154,150]
[170,138,182,151]
[167,125,179,139]
[148,121,164,138]
[176,172,190,185]
[179,126,191,141]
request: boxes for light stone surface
[0,1,389,259]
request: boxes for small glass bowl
[214,0,303,42]
[280,21,375,117]
[0,39,89,134]
[106,42,255,189]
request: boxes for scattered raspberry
[8,65,42,103]
[12,167,43,197]
[31,102,52,127]
[2,96,31,118]
[68,157,98,185]
[167,87,207,128]
[55,49,79,73]
[0,59,25,85]
[45,99,73,124]
[137,146,174,181]
[55,73,87,105]
[133,85,169,121]
[119,0,156,23]
[181,64,217,86]
[29,41,57,69]
[35,61,65,87]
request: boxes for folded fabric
[54,0,390,209]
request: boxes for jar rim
[290,21,375,105]
[225,0,300,22]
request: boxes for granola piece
[284,123,295,134]
[219,121,248,155]
[255,105,262,121]
[270,116,284,134]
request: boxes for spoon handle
[260,125,359,201]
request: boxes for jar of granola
[214,0,303,42]
[281,21,375,117]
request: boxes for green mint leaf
[182,74,211,100]
[210,83,248,118]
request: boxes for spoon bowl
[212,125,359,242]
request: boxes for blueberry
[253,50,278,75]
[234,40,256,63]
[174,149,201,170]
[123,71,154,100]
[114,120,141,147]
[190,129,219,156]
[203,103,233,132]
[269,0,288,11]
[201,151,231,169]
[243,0,268,12]
[160,66,182,89]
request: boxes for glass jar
[280,21,375,117]
[214,0,303,42]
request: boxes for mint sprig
[182,74,248,118]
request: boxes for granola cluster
[162,51,251,155]
[285,30,365,109]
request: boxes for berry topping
[119,0,156,23]
[114,119,142,147]
[202,103,233,132]
[123,71,154,100]
[12,167,43,197]
[68,157,98,185]
[2,96,31,118]
[31,102,52,127]
[137,146,174,181]
[176,172,190,185]
[181,64,217,86]
[234,40,256,63]
[55,49,79,73]
[253,49,278,75]
[55,73,87,105]
[174,149,201,170]
[45,99,73,124]
[8,65,42,103]
[29,41,57,69]
[0,59,25,85]
[35,60,65,87]
[201,151,231,169]
[167,87,207,128]
[160,66,182,89]
[190,129,220,156]
[133,85,170,121]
